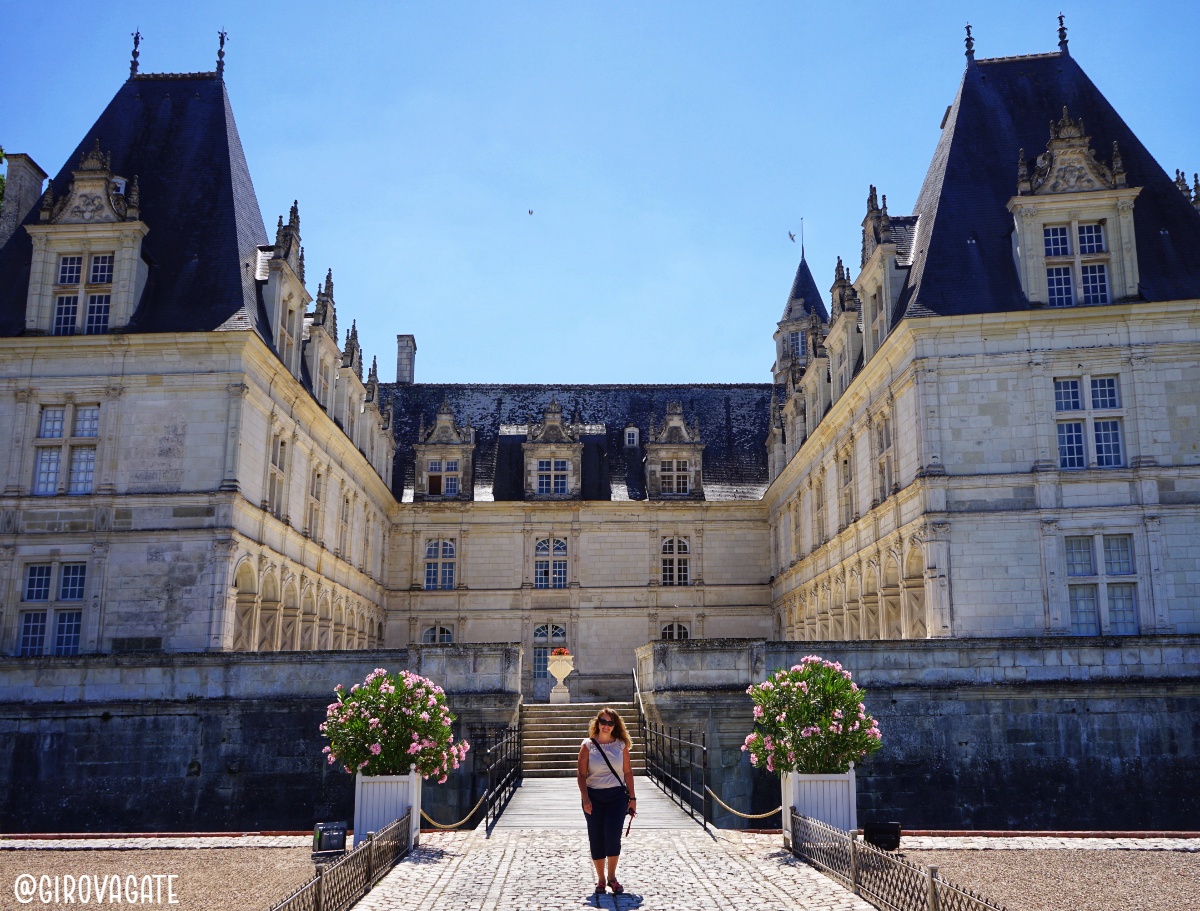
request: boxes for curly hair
[588,707,632,750]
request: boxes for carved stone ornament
[527,398,578,443]
[1027,108,1118,195]
[48,141,136,225]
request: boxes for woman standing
[577,707,637,895]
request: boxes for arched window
[533,623,567,678]
[661,537,690,586]
[422,625,453,644]
[424,538,456,590]
[534,538,568,589]
[661,622,689,640]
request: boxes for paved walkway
[355,829,877,911]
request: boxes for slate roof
[387,384,774,502]
[782,254,829,322]
[894,50,1200,322]
[0,72,270,339]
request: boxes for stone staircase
[521,701,647,778]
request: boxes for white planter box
[782,765,856,843]
[354,770,422,850]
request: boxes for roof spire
[964,23,975,61]
[1193,173,1200,211]
[216,29,228,77]
[800,217,805,258]
[1057,13,1069,55]
[129,29,142,78]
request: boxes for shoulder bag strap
[589,737,628,796]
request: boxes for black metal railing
[265,809,413,911]
[789,811,1008,911]
[632,666,709,827]
[483,717,522,833]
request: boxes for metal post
[364,831,376,885]
[926,865,939,911]
[702,732,709,828]
[849,831,860,895]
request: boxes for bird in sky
[788,231,796,242]
[528,209,534,215]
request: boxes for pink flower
[420,712,430,721]
[370,743,382,755]
[753,706,763,719]
[438,775,448,784]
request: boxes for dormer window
[788,330,806,359]
[428,459,460,496]
[1044,221,1109,307]
[58,256,82,285]
[537,459,569,495]
[660,460,689,495]
[89,254,114,284]
[624,427,639,448]
[50,252,114,335]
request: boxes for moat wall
[0,646,521,833]
[636,636,1200,831]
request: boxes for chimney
[395,334,417,384]
[0,154,49,247]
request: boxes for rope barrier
[419,791,490,830]
[704,786,783,820]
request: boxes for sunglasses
[597,718,615,726]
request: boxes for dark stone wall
[639,637,1200,831]
[0,694,518,834]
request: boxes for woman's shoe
[608,878,624,894]
[594,879,607,894]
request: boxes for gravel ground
[900,849,1200,911]
[0,848,316,911]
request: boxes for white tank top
[583,738,626,789]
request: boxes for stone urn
[547,653,575,703]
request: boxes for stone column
[220,384,250,492]
[1040,518,1068,633]
[1142,515,1172,633]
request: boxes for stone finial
[1016,148,1030,194]
[216,30,228,78]
[834,256,845,284]
[965,23,975,60]
[298,246,305,283]
[1111,142,1126,188]
[1057,13,1069,55]
[80,139,111,172]
[130,29,142,78]
[437,395,453,416]
[39,180,54,222]
[879,194,891,240]
[127,175,140,208]
[324,268,334,299]
[275,214,284,244]
[866,184,879,214]
[1176,169,1191,196]
[289,199,300,231]
[368,355,379,384]
[1193,174,1200,210]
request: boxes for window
[534,538,568,589]
[625,428,639,448]
[839,453,855,528]
[534,459,569,496]
[1046,267,1074,307]
[25,565,52,601]
[18,562,88,656]
[89,254,114,284]
[875,417,893,503]
[338,495,351,557]
[1043,226,1070,257]
[54,296,79,335]
[317,361,330,407]
[1054,376,1124,469]
[54,611,83,656]
[267,434,287,518]
[306,470,324,539]
[33,403,100,495]
[661,622,690,640]
[660,460,689,495]
[661,537,690,586]
[813,475,826,545]
[788,330,806,359]
[427,458,460,496]
[532,623,567,678]
[1054,379,1081,411]
[19,612,47,657]
[1056,422,1086,469]
[1043,222,1109,307]
[424,539,456,591]
[85,295,110,334]
[1064,533,1138,635]
[58,255,82,285]
[1090,377,1120,410]
[422,625,453,644]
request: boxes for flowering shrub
[321,668,470,783]
[741,656,881,775]
[550,647,571,656]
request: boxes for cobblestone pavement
[354,828,876,911]
[902,836,1200,851]
[0,835,310,850]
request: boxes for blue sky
[4,1,1197,383]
